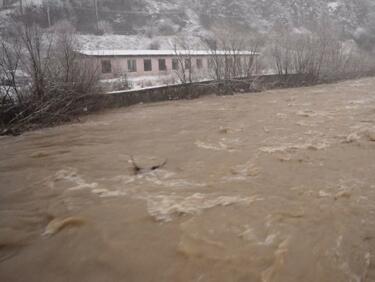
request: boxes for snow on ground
[100,74,179,92]
[328,1,341,12]
[100,73,214,92]
[77,34,206,51]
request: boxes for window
[158,59,167,71]
[144,59,152,72]
[185,58,191,70]
[101,60,112,74]
[196,58,203,69]
[172,58,179,70]
[226,57,233,68]
[208,58,215,69]
[128,59,137,72]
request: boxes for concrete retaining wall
[81,74,317,112]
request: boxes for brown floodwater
[1,78,375,282]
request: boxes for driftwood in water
[130,156,167,175]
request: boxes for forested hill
[1,0,375,51]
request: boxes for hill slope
[1,0,375,50]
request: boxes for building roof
[78,49,259,57]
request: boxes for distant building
[78,50,259,85]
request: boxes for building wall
[92,54,255,81]
[96,55,209,79]
[83,74,316,113]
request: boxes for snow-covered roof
[78,49,258,57]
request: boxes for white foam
[259,141,329,153]
[223,162,261,182]
[318,190,332,198]
[92,188,126,198]
[195,140,235,152]
[146,193,262,222]
[239,226,278,246]
[52,168,98,191]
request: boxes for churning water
[1,78,375,281]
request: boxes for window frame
[172,58,179,70]
[208,58,215,69]
[184,58,191,70]
[196,58,203,69]
[127,59,137,72]
[101,60,112,74]
[158,58,167,71]
[143,59,152,72]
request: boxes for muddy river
[1,78,375,282]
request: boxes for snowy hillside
[1,0,375,51]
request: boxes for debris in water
[30,151,50,158]
[129,156,167,175]
[219,127,229,134]
[43,217,85,237]
[334,190,352,200]
[366,130,375,142]
[297,110,315,117]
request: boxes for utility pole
[46,0,51,27]
[19,0,23,15]
[94,0,99,34]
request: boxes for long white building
[79,49,259,83]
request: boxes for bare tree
[268,17,375,82]
[18,23,52,101]
[1,21,100,134]
[0,37,22,105]
[172,39,194,84]
[270,29,293,76]
[206,30,261,80]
